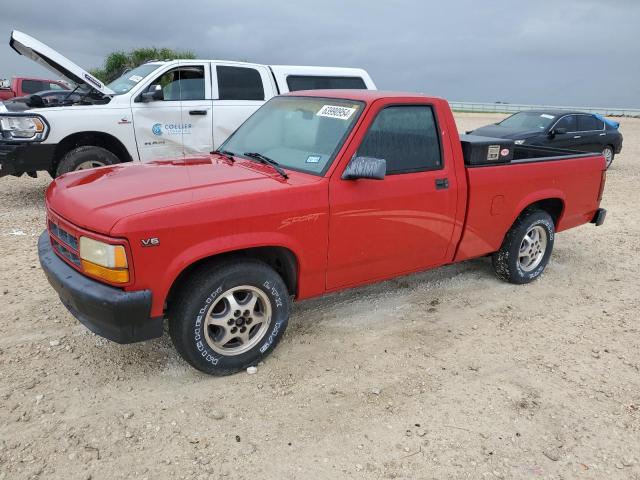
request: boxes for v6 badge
[141,237,160,247]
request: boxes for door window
[554,115,578,132]
[217,66,264,100]
[149,66,205,101]
[578,115,602,131]
[357,105,442,174]
[287,75,367,91]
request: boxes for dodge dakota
[38,90,607,375]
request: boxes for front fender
[151,232,309,317]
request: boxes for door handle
[189,110,208,115]
[573,135,582,139]
[599,133,606,136]
[435,178,449,190]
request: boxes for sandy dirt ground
[0,113,638,480]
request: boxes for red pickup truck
[38,90,607,375]
[0,76,69,101]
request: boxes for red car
[0,76,69,101]
[38,90,607,375]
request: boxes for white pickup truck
[0,31,375,178]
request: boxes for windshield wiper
[212,149,235,162]
[243,152,288,179]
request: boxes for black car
[468,110,623,168]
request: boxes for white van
[0,31,375,178]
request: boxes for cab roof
[283,89,442,103]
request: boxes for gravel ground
[0,113,638,480]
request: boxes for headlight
[514,139,526,145]
[0,115,48,141]
[79,236,129,283]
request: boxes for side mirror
[342,156,386,180]
[141,84,164,102]
[549,127,567,137]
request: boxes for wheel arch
[520,197,565,228]
[52,131,134,171]
[513,193,565,230]
[165,245,299,313]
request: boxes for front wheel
[169,260,290,375]
[56,146,120,176]
[492,210,555,284]
[602,146,614,169]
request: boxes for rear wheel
[56,146,120,176]
[602,145,614,169]
[168,260,290,375]
[492,210,555,284]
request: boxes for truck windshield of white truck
[107,64,162,95]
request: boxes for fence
[448,101,640,117]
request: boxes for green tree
[89,47,196,83]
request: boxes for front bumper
[38,231,163,344]
[0,143,56,177]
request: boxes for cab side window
[357,105,442,174]
[22,79,47,94]
[554,115,578,132]
[217,66,264,101]
[149,66,205,101]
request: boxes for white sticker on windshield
[317,105,356,120]
[306,155,321,163]
[540,114,554,119]
[129,75,143,83]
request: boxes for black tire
[56,146,120,176]
[168,260,290,375]
[492,210,555,284]
[602,145,615,169]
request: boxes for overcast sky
[2,0,639,107]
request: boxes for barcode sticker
[317,105,356,120]
[487,145,500,161]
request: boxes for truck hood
[468,125,541,139]
[10,30,115,96]
[46,156,286,234]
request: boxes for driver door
[131,63,213,161]
[327,103,458,289]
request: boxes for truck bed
[453,149,605,262]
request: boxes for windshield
[499,111,557,130]
[221,96,364,175]
[107,64,161,95]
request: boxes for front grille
[49,220,78,250]
[48,219,81,268]
[51,238,81,266]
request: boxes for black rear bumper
[591,208,607,226]
[38,231,163,344]
[0,143,55,177]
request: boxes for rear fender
[511,189,566,229]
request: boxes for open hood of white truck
[10,30,115,96]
